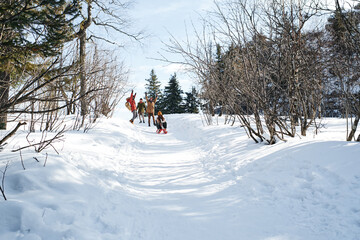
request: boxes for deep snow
[0,109,359,240]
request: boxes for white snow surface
[0,110,359,240]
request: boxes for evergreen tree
[160,73,184,114]
[145,69,161,98]
[184,87,199,113]
[0,0,80,129]
[0,0,80,61]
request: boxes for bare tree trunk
[0,70,10,130]
[79,32,87,124]
[77,2,92,127]
[30,101,35,132]
[347,111,360,141]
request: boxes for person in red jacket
[127,90,137,124]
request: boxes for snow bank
[0,112,359,240]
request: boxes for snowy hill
[0,111,359,240]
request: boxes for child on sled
[156,111,167,134]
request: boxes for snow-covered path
[104,115,242,240]
[1,113,360,240]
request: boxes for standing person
[145,92,158,127]
[156,111,167,134]
[137,98,146,123]
[127,90,137,124]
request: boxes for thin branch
[19,150,25,170]
[0,161,9,201]
[12,126,66,153]
[87,34,125,47]
[0,122,27,145]
[43,153,48,167]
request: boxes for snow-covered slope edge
[0,113,359,240]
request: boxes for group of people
[126,90,167,134]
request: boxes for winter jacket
[137,101,146,113]
[157,115,166,124]
[127,92,136,111]
[146,95,158,114]
[156,114,167,129]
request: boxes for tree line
[163,0,360,144]
[0,0,142,148]
[0,0,143,200]
[144,69,199,114]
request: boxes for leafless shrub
[12,125,66,153]
[162,0,327,144]
[72,44,128,131]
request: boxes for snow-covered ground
[0,109,359,240]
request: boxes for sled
[156,129,167,134]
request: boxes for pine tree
[184,87,199,113]
[0,0,80,61]
[160,73,184,114]
[0,0,80,129]
[145,69,161,98]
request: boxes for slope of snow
[0,110,359,240]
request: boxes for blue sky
[121,0,215,97]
